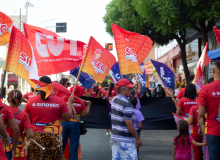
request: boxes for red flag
[5,26,54,98]
[81,36,116,83]
[0,12,13,46]
[23,23,87,76]
[213,26,220,47]
[194,63,204,92]
[111,23,153,75]
[52,82,71,103]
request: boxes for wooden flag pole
[74,96,86,102]
[72,40,90,95]
[30,138,45,150]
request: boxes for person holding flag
[24,76,74,160]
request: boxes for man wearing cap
[110,79,142,160]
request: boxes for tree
[103,0,174,46]
[133,0,220,83]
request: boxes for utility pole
[20,8,22,30]
[25,0,34,24]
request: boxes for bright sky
[0,0,176,60]
[0,0,117,57]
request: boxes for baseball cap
[116,79,134,88]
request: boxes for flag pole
[72,39,91,95]
[0,70,7,98]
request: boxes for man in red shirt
[197,60,220,160]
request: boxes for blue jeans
[206,134,220,160]
[110,140,137,160]
[61,121,80,160]
[5,151,12,160]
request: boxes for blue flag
[109,62,128,83]
[151,60,175,91]
[70,66,95,89]
[137,63,146,95]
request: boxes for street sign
[105,43,113,51]
[56,22,67,33]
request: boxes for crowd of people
[0,60,219,160]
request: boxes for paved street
[19,104,177,160]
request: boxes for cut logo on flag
[24,23,87,76]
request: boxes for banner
[151,60,175,91]
[111,23,153,75]
[148,72,165,89]
[81,97,176,129]
[145,63,154,74]
[70,65,95,89]
[137,63,146,95]
[0,12,13,46]
[23,23,86,76]
[109,62,128,83]
[81,36,116,83]
[5,26,54,98]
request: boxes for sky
[0,0,176,60]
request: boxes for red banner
[111,23,153,75]
[81,36,116,83]
[0,12,13,46]
[23,23,87,76]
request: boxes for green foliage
[103,0,173,46]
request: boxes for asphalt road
[19,104,178,160]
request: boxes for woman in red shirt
[0,104,9,160]
[106,83,117,101]
[176,84,197,118]
[5,90,34,160]
[24,76,73,160]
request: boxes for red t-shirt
[107,88,117,100]
[69,99,87,122]
[5,107,32,156]
[23,92,34,101]
[91,90,97,98]
[178,97,197,117]
[24,95,69,135]
[0,141,7,160]
[176,88,185,101]
[173,135,194,153]
[0,105,14,125]
[189,105,199,134]
[197,80,220,136]
[102,90,107,99]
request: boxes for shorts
[1,95,5,99]
[110,140,137,160]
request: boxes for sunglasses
[67,83,71,86]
